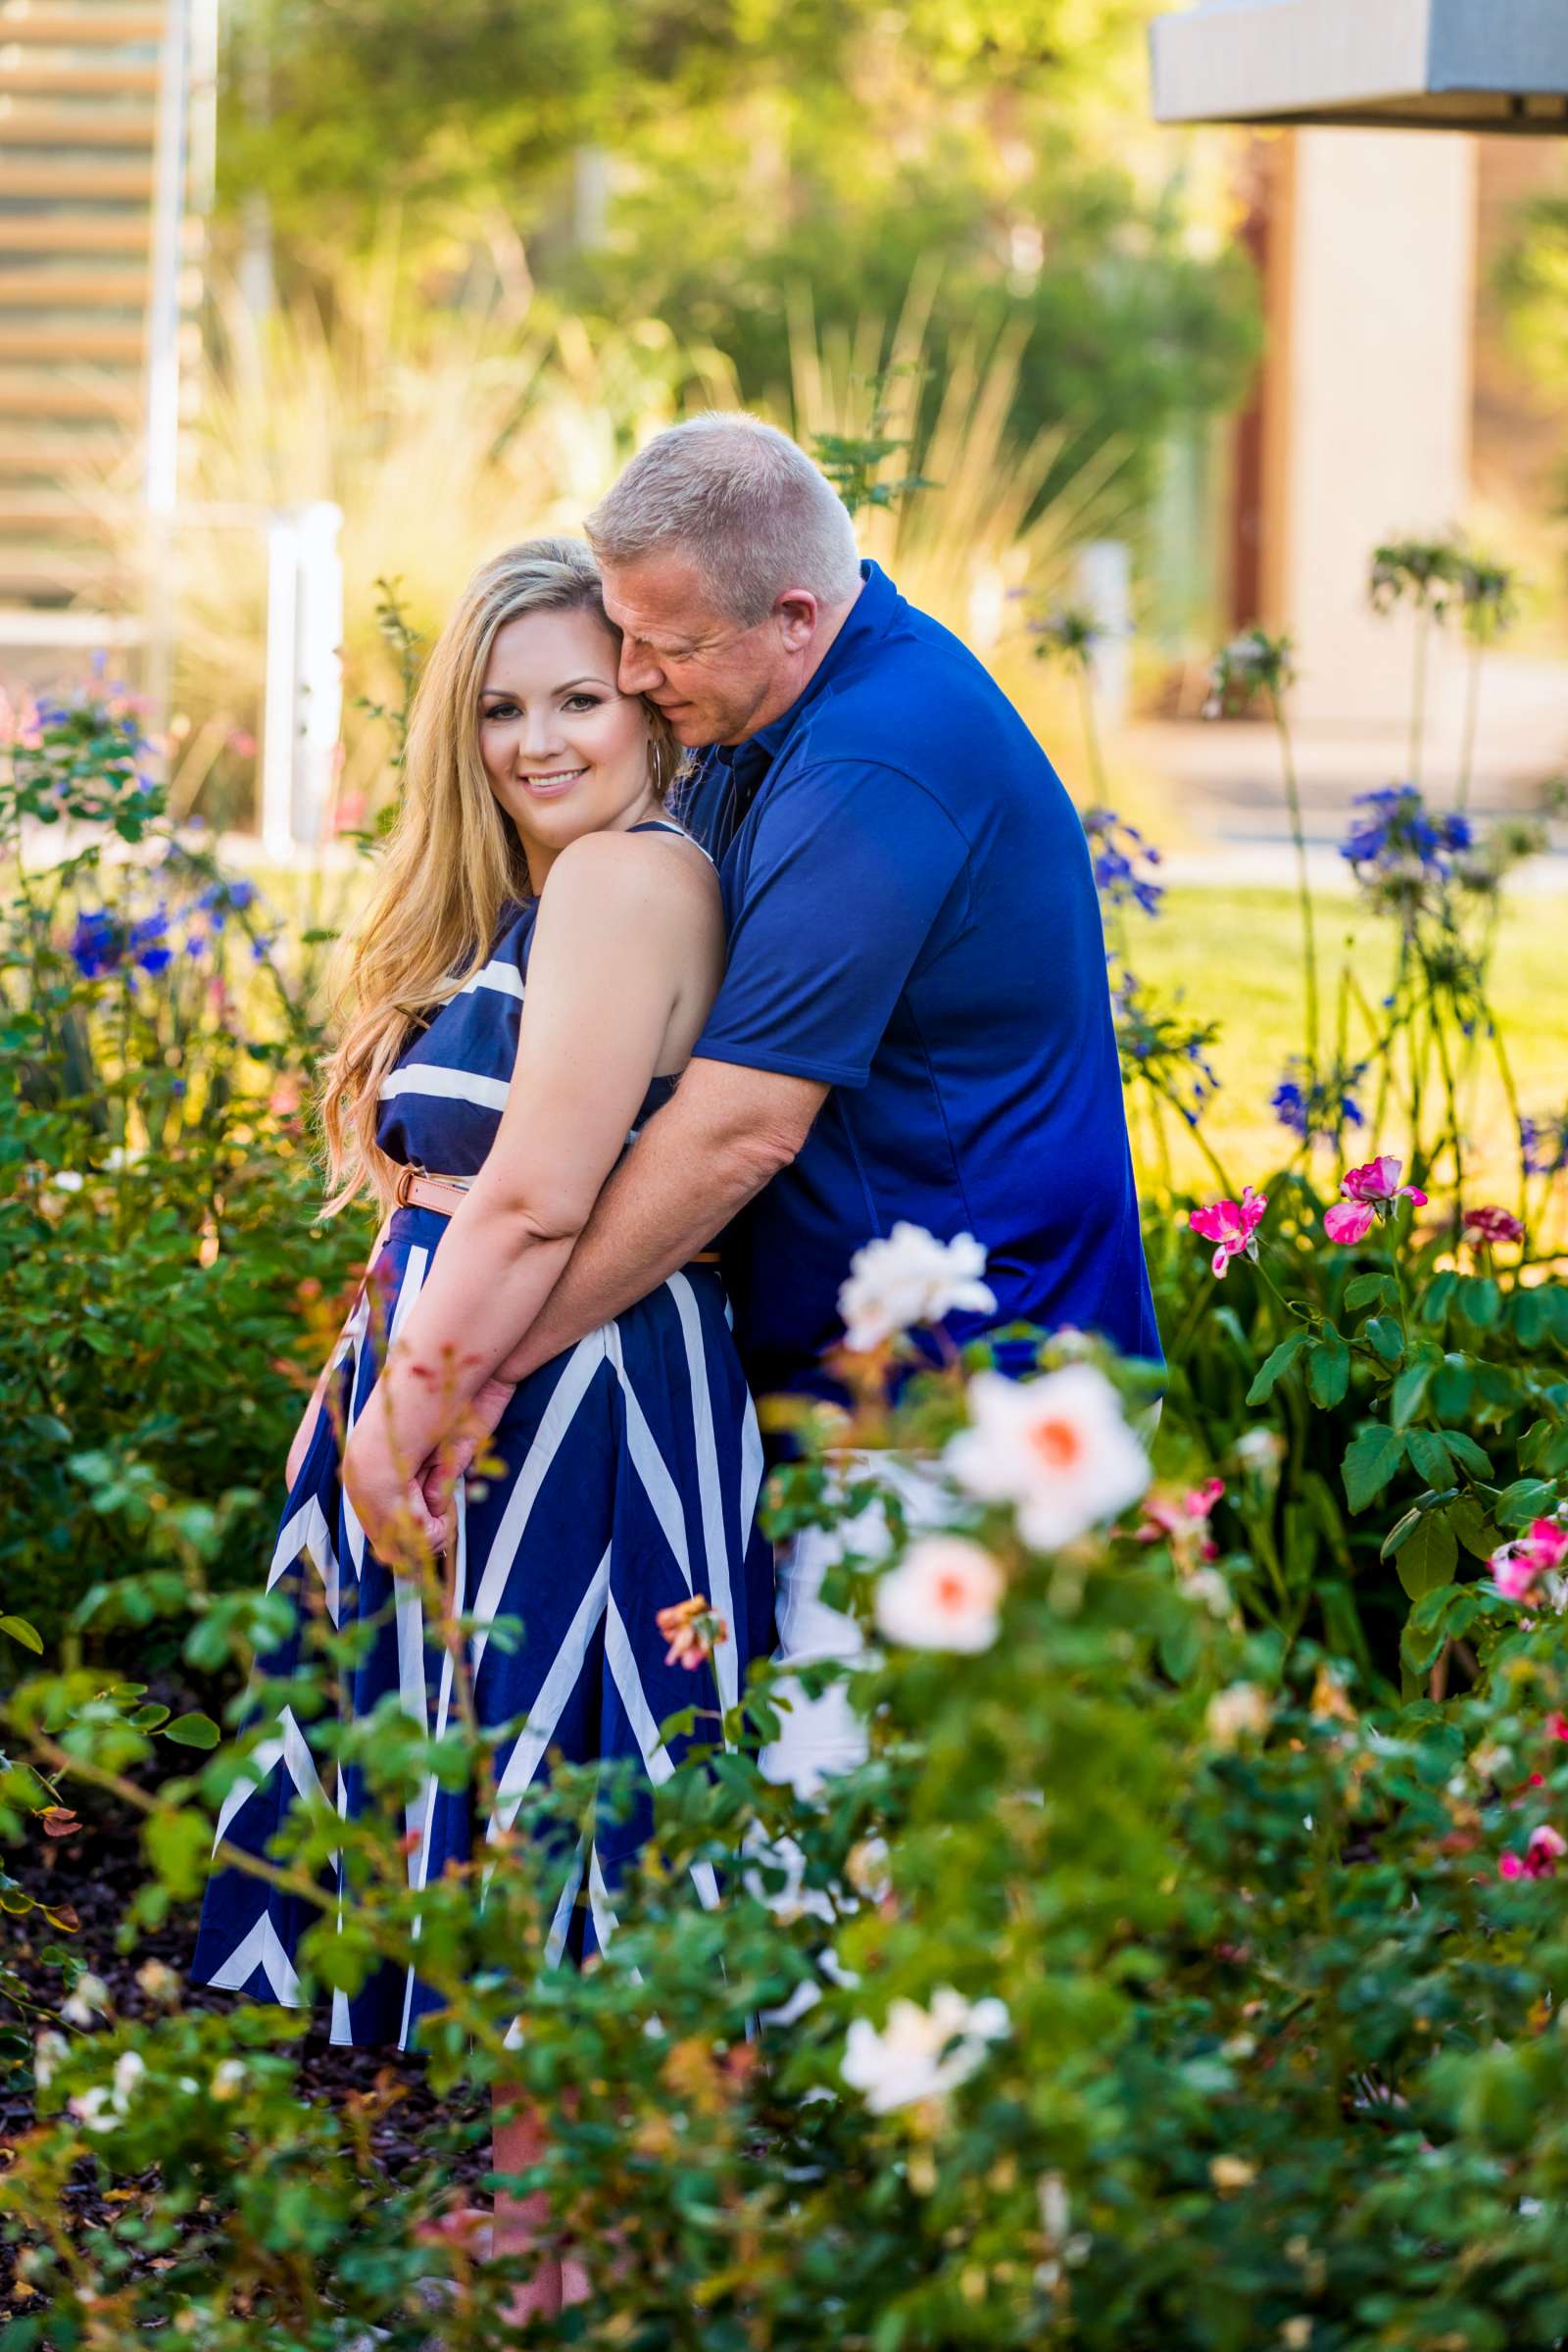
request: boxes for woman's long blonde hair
[318,536,680,1213]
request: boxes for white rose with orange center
[874,1536,1004,1652]
[944,1363,1151,1551]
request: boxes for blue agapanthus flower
[1271,1055,1367,1147]
[69,908,122,978]
[1110,963,1220,1128]
[1339,785,1471,881]
[1083,808,1163,917]
[1521,1109,1568,1179]
[69,904,174,979]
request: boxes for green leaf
[1405,1431,1455,1489]
[1346,1272,1396,1313]
[1364,1316,1405,1365]
[1420,1270,1458,1329]
[1401,1596,1456,1677]
[144,1807,210,1900]
[1431,1356,1475,1421]
[1343,1425,1407,1513]
[1441,1429,1494,1478]
[1395,1511,1457,1600]
[1246,1328,1309,1406]
[0,1616,42,1654]
[1391,1362,1435,1429]
[1511,1290,1546,1348]
[1494,1480,1560,1532]
[1457,1275,1501,1330]
[1307,1330,1350,1409]
[1450,1494,1501,1561]
[1380,1505,1423,1561]
[163,1712,220,1750]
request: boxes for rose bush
[4,527,1568,2345]
[4,1259,1567,2348]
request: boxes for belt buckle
[393,1162,423,1207]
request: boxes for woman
[192,536,773,2313]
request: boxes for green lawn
[240,858,1566,1207]
[1124,882,1568,1201]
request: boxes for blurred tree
[1498,194,1568,394]
[218,0,1256,515]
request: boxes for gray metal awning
[1150,0,1568,134]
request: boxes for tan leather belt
[390,1165,720,1264]
[393,1164,474,1214]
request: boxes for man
[461,413,1158,1788]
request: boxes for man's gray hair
[585,413,861,626]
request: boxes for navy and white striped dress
[192,824,774,2049]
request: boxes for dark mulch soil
[3,1773,490,2325]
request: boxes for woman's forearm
[363,1191,576,1474]
[490,1064,812,1385]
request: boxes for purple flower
[1521,1109,1568,1180]
[1272,1057,1367,1147]
[1083,808,1163,918]
[1339,786,1471,886]
[69,909,122,978]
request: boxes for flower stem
[1410,606,1431,790]
[1456,635,1483,814]
[1077,662,1111,808]
[1269,685,1320,1079]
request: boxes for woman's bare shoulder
[537,825,721,953]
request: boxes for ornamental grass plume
[1323,1155,1427,1247]
[1187,1186,1267,1278]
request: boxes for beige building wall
[1264,128,1478,733]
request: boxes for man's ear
[774,589,820,652]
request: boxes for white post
[1075,540,1133,730]
[261,512,300,861]
[143,0,192,518]
[260,503,344,859]
[141,0,194,756]
[294,502,344,850]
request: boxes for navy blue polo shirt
[680,561,1159,1403]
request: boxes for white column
[261,504,344,859]
[1272,127,1477,731]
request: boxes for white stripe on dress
[206,1912,302,2003]
[378,1064,512,1113]
[466,1332,608,1680]
[665,1272,739,1717]
[605,1592,676,1785]
[605,1320,694,1595]
[459,958,525,1002]
[488,1544,614,1837]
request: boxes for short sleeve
[693,760,968,1090]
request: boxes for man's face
[600,550,805,749]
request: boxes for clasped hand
[342,1373,517,1573]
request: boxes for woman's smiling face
[477,604,657,887]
